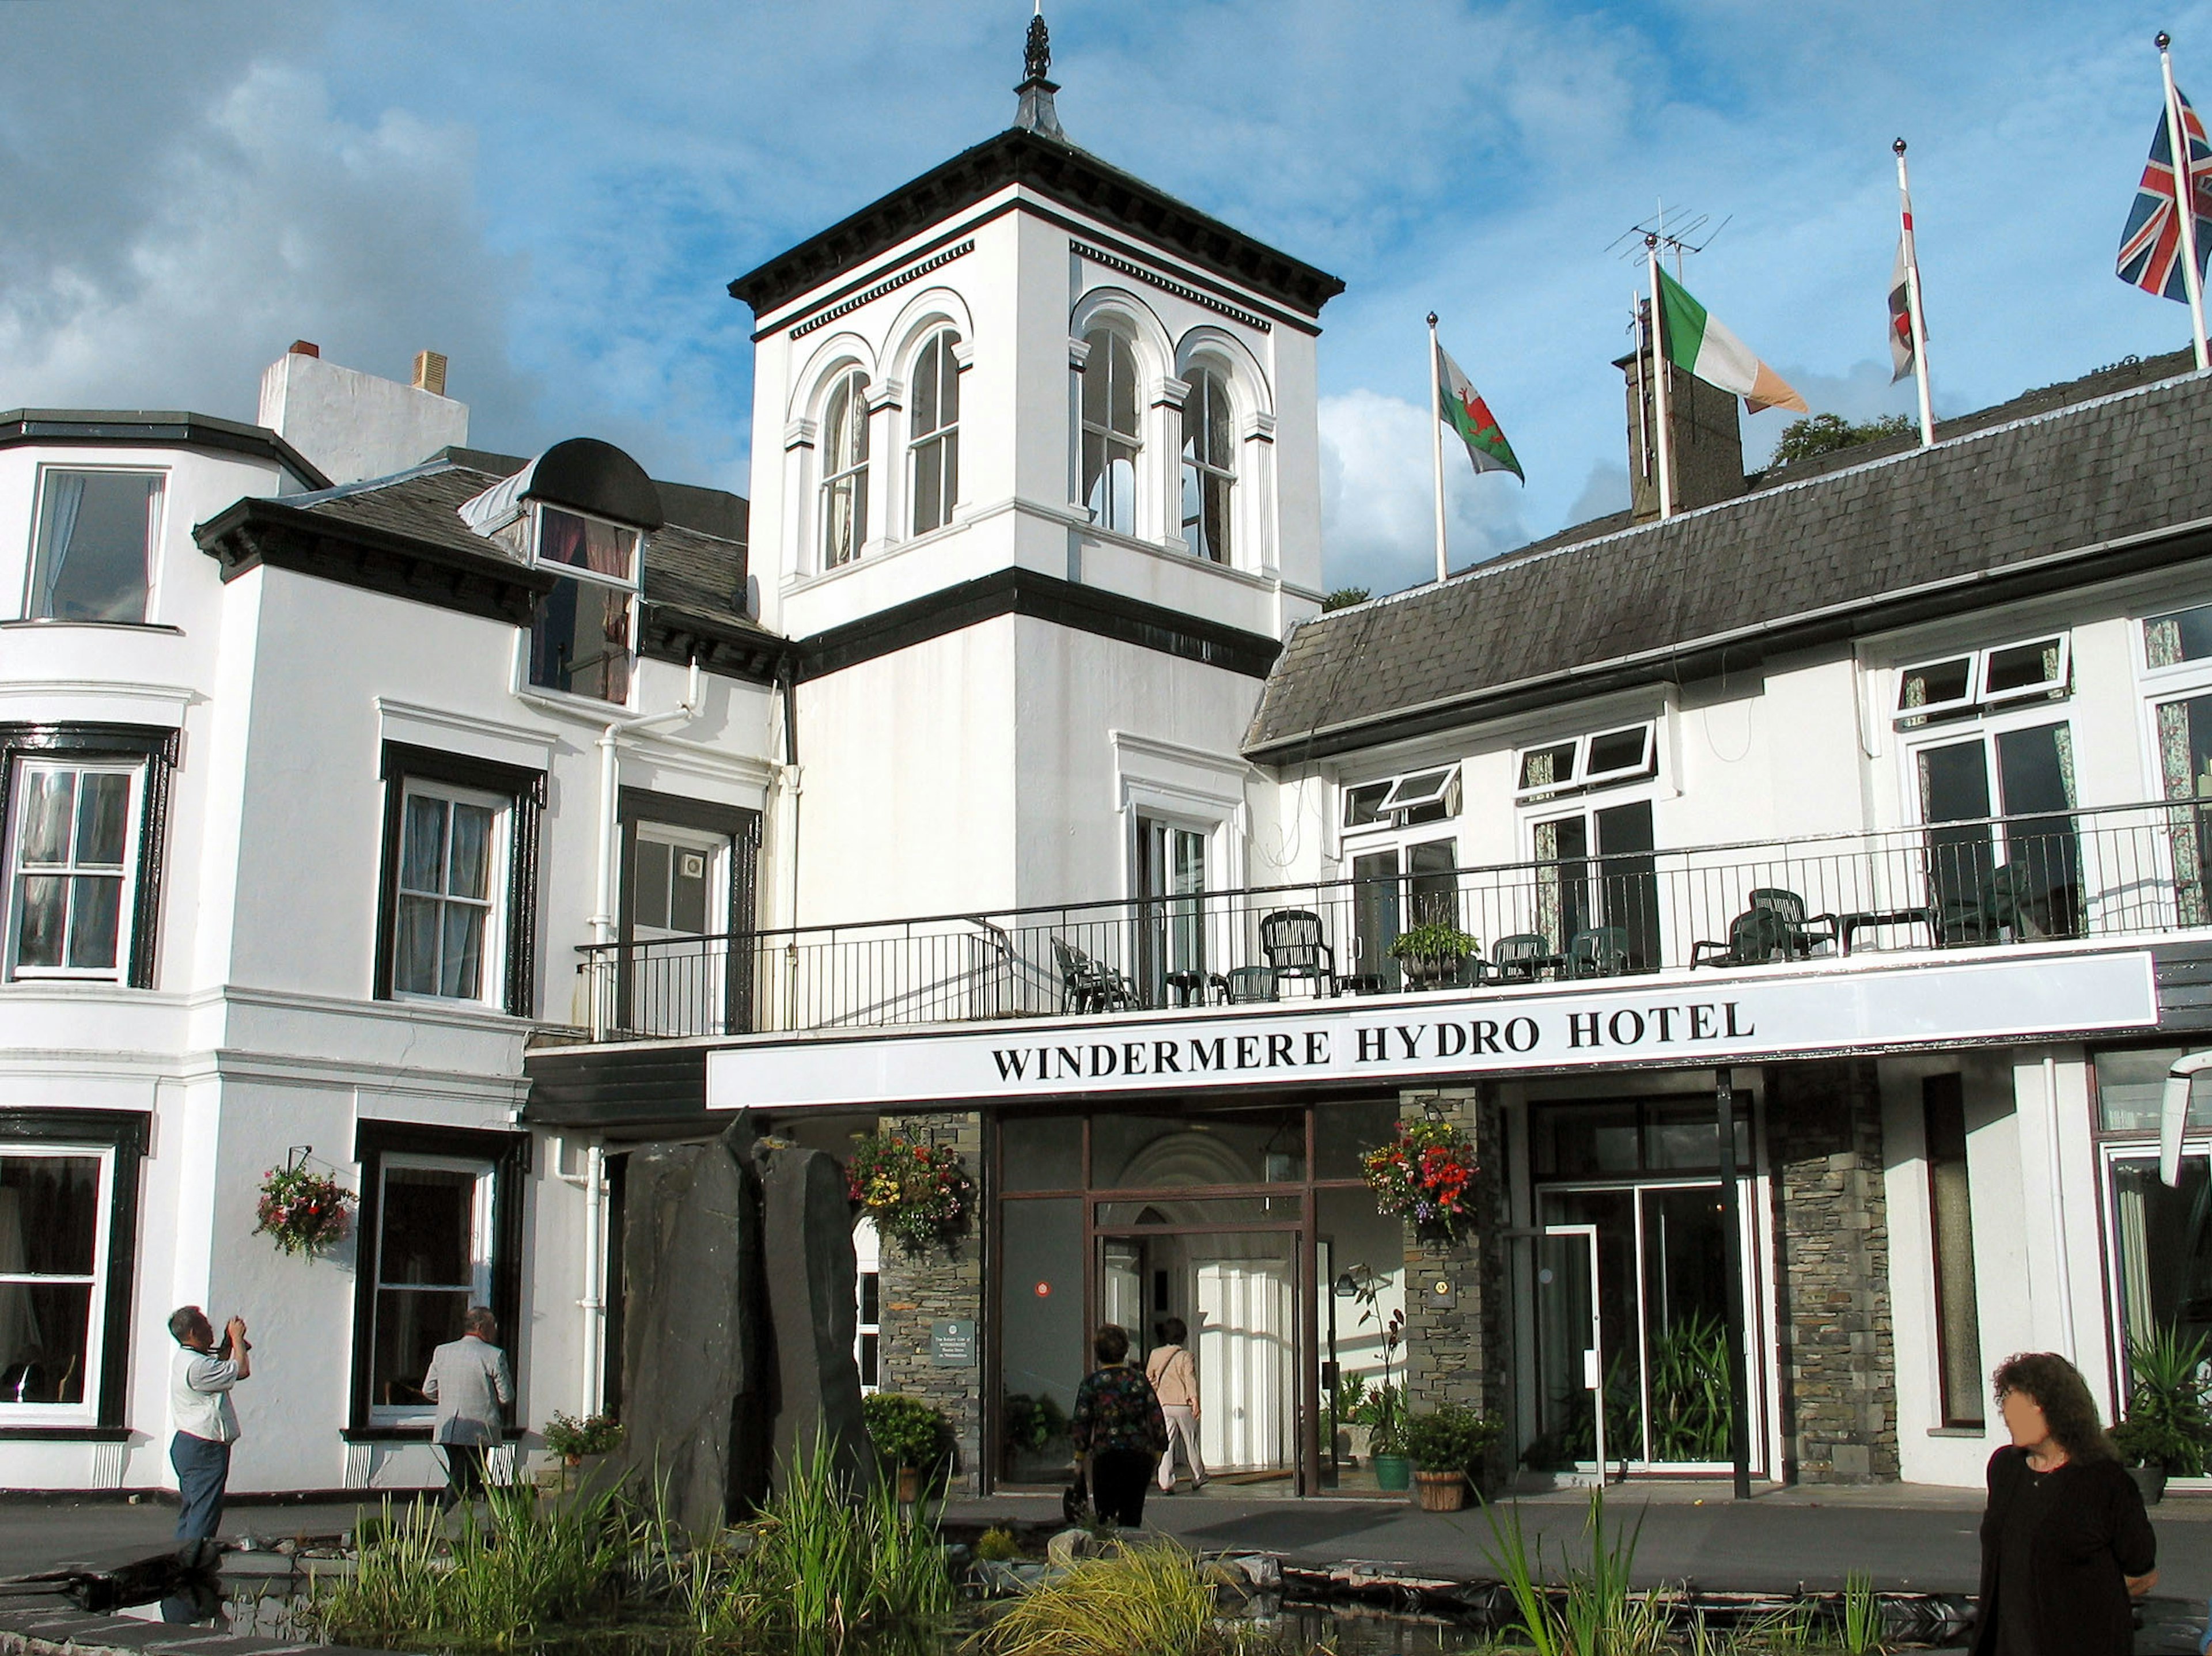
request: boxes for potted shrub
[1001,1390,1072,1482]
[863,1392,949,1503]
[2113,1416,2192,1504]
[1400,1403,1503,1511]
[543,1410,624,1468]
[1388,922,1479,989]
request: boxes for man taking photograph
[168,1306,250,1544]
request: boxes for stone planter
[1399,954,1465,990]
[1372,1452,1412,1491]
[2129,1463,2169,1505]
[1334,1423,1373,1464]
[1412,1470,1468,1511]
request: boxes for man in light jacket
[169,1306,251,1543]
[422,1306,513,1511]
[1146,1317,1207,1494]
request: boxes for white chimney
[257,344,469,486]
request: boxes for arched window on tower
[1180,367,1234,564]
[1080,328,1140,534]
[820,369,870,569]
[910,329,961,535]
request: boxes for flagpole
[2161,32,2211,370]
[1895,138,1936,447]
[1645,236,1675,520]
[1427,311,1448,582]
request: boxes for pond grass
[971,1537,1251,1656]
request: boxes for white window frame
[1343,764,1464,838]
[1893,634,2071,727]
[1513,723,1657,804]
[1079,327,1144,537]
[524,502,642,709]
[0,1143,115,1427]
[368,1153,498,1430]
[854,1217,881,1395]
[819,368,872,571]
[22,465,166,626]
[1897,704,2078,831]
[908,329,961,538]
[389,779,512,1009]
[5,756,146,984]
[1179,365,1236,565]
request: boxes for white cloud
[1319,389,1532,595]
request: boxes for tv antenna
[1607,199,1731,278]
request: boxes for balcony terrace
[569,798,2210,1045]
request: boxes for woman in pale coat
[422,1306,513,1511]
[1146,1317,1207,1493]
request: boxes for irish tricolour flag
[1654,266,1808,415]
[1435,342,1525,482]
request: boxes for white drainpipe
[551,1137,609,1416]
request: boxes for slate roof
[1245,350,2212,764]
[280,461,767,647]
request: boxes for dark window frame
[0,723,177,990]
[374,742,544,1018]
[0,1108,147,1440]
[615,786,760,1034]
[345,1119,528,1441]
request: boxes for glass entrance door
[1098,1229,1300,1483]
[1531,1182,1759,1471]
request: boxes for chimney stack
[412,350,449,397]
[289,340,320,358]
[258,344,468,486]
[1618,302,1747,522]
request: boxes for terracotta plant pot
[1372,1452,1412,1491]
[896,1465,923,1505]
[1413,1469,1468,1511]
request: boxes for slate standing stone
[756,1138,873,1495]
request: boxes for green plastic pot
[1373,1452,1412,1491]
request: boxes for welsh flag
[1654,266,1808,414]
[1435,341,1524,482]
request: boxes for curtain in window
[2051,724,2077,805]
[2163,699,2212,926]
[33,476,85,619]
[0,1189,38,1380]
[1524,749,1556,791]
[1533,818,1562,950]
[2149,616,2186,669]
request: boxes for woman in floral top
[1070,1323,1168,1526]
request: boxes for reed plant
[1482,1490,1668,1656]
[974,1536,1245,1656]
[1837,1570,1884,1655]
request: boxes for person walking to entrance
[422,1307,513,1512]
[1071,1322,1167,1527]
[1972,1351,2156,1656]
[168,1306,251,1544]
[1146,1317,1206,1494]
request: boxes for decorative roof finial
[1015,5,1066,141]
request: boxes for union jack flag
[2118,86,2212,301]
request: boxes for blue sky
[1,1,2206,598]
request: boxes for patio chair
[1691,888,1837,968]
[1476,932,1556,983]
[1748,888,1837,954]
[1259,909,1339,996]
[1051,936,1137,1014]
[1563,926,1631,979]
[1224,965,1279,1003]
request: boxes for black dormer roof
[728,127,1345,324]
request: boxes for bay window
[25,469,163,624]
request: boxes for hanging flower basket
[1362,1117,1480,1245]
[253,1163,355,1257]
[847,1132,976,1257]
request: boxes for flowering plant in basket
[846,1132,976,1257]
[1362,1117,1479,1244]
[253,1164,354,1257]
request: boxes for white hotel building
[6,33,2212,1499]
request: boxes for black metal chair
[1050,936,1137,1013]
[1259,909,1338,996]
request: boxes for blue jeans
[171,1431,230,1542]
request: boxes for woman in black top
[1973,1352,2158,1656]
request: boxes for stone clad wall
[1767,1060,1900,1483]
[1400,1087,1510,1474]
[877,1111,986,1494]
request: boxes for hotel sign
[704,950,2160,1112]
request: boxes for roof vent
[1013,4,1065,141]
[412,350,449,397]
[288,340,320,358]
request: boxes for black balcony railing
[572,797,2212,1041]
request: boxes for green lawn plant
[975,1536,1259,1656]
[864,1391,950,1472]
